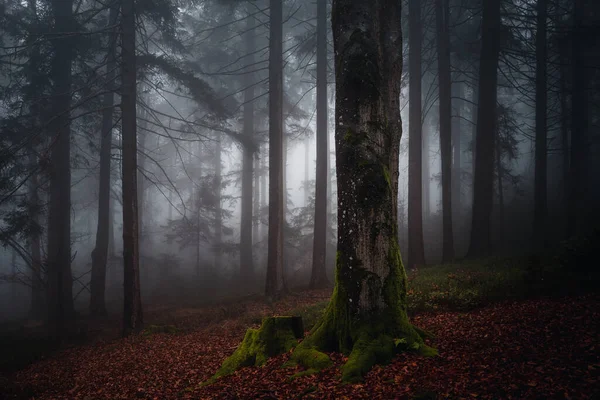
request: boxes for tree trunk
[532,0,548,249]
[292,0,434,383]
[260,143,267,241]
[467,0,501,258]
[435,0,454,262]
[241,9,255,281]
[567,0,588,238]
[137,108,147,284]
[90,4,118,317]
[214,136,223,272]
[451,79,462,234]
[310,0,329,289]
[46,0,75,334]
[265,0,285,299]
[253,148,260,246]
[422,123,431,219]
[495,133,504,247]
[407,0,426,269]
[121,0,143,336]
[559,41,570,238]
[304,135,310,206]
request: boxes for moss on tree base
[205,316,304,384]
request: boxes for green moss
[205,316,304,384]
[341,332,395,383]
[142,324,179,336]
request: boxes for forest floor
[1,259,599,399]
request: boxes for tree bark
[467,0,501,258]
[121,0,143,336]
[90,3,118,317]
[310,0,329,289]
[46,0,75,334]
[407,0,426,269]
[265,0,285,299]
[435,0,455,262]
[241,8,255,280]
[451,79,462,233]
[292,0,434,383]
[559,40,570,238]
[532,0,548,249]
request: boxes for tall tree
[310,0,329,289]
[46,0,75,333]
[265,0,285,299]
[90,3,118,317]
[532,0,548,248]
[467,0,502,258]
[241,7,255,281]
[435,0,455,262]
[292,0,434,383]
[213,136,223,271]
[407,0,426,269]
[121,0,143,336]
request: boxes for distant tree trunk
[214,136,223,272]
[28,154,44,318]
[567,0,588,237]
[137,108,148,284]
[495,133,504,246]
[121,0,143,337]
[90,4,118,317]
[310,0,329,289]
[407,0,426,269]
[451,79,462,230]
[532,0,548,249]
[253,149,261,245]
[304,136,310,206]
[241,9,255,281]
[46,0,75,334]
[260,143,267,237]
[467,0,501,259]
[422,124,431,219]
[266,0,285,299]
[293,0,434,382]
[436,0,454,262]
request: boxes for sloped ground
[2,291,598,400]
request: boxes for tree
[532,0,548,248]
[291,0,435,383]
[309,0,329,289]
[435,0,455,262]
[266,0,285,299]
[467,0,502,258]
[121,0,143,336]
[90,3,118,317]
[407,0,426,269]
[46,0,75,334]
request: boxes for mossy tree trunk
[292,0,434,383]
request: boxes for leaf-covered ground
[3,292,599,400]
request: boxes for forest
[0,0,598,398]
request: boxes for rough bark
[265,0,285,299]
[241,9,255,280]
[435,0,455,262]
[407,0,425,269]
[532,0,548,249]
[121,0,143,336]
[292,0,435,382]
[46,0,75,333]
[90,3,118,317]
[310,0,330,289]
[467,0,501,258]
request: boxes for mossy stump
[205,316,304,384]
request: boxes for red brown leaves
[6,293,600,400]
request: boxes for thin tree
[435,0,455,262]
[310,0,329,289]
[407,0,426,269]
[467,0,502,258]
[265,0,285,299]
[90,3,118,317]
[121,0,143,336]
[291,0,435,382]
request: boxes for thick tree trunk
[292,0,434,383]
[265,0,285,299]
[407,0,426,269]
[567,0,588,238]
[310,0,329,289]
[532,0,548,248]
[90,4,118,317]
[241,9,255,280]
[47,0,75,334]
[467,0,501,258]
[121,0,143,336]
[436,0,454,262]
